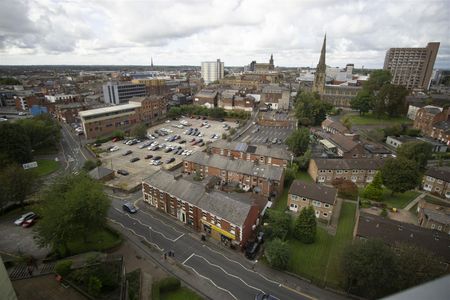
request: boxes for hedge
[55,260,73,276]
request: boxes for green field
[285,202,357,287]
[58,227,122,256]
[160,287,203,300]
[32,159,60,177]
[342,114,412,126]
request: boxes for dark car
[144,154,153,160]
[245,241,260,260]
[117,169,129,176]
[130,157,140,163]
[123,150,132,156]
[153,156,162,161]
[122,202,137,214]
[179,140,186,144]
[166,157,175,164]
[254,293,277,300]
[164,148,173,153]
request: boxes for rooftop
[211,140,291,160]
[79,102,141,117]
[425,166,450,182]
[313,158,385,170]
[289,180,337,204]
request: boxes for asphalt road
[59,122,90,173]
[108,196,345,300]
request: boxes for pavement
[107,192,349,300]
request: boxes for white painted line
[182,264,238,300]
[136,206,185,235]
[182,252,195,265]
[107,218,164,251]
[203,244,280,285]
[193,254,264,293]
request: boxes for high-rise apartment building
[201,59,224,85]
[102,81,147,105]
[383,42,440,90]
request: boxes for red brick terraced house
[142,170,263,247]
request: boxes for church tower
[150,57,154,70]
[269,54,274,70]
[312,35,326,95]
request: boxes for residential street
[107,192,349,300]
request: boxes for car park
[144,154,153,159]
[14,212,36,226]
[139,141,152,149]
[166,157,175,164]
[130,157,140,163]
[123,150,132,156]
[117,169,129,176]
[122,202,138,213]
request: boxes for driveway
[0,212,50,258]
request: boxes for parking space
[97,117,238,189]
[237,124,294,145]
[0,212,50,258]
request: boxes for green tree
[351,89,373,115]
[342,240,399,299]
[167,107,182,118]
[381,157,421,194]
[293,206,317,244]
[265,210,291,240]
[0,78,21,85]
[397,141,432,171]
[208,107,226,119]
[284,163,299,184]
[0,164,36,210]
[362,172,383,201]
[342,116,352,130]
[285,128,310,156]
[294,92,332,126]
[363,70,392,93]
[82,160,98,171]
[0,123,32,167]
[34,173,111,255]
[131,124,148,139]
[264,238,290,270]
[373,84,408,117]
[295,149,311,171]
[111,130,124,139]
[88,276,102,297]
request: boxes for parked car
[122,202,137,213]
[22,215,38,228]
[144,154,153,160]
[130,157,140,163]
[179,140,186,144]
[123,150,132,156]
[117,169,129,176]
[254,293,277,300]
[166,157,175,164]
[110,146,120,152]
[14,212,36,226]
[245,241,260,260]
[152,160,163,166]
[153,156,162,161]
[112,137,119,142]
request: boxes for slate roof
[327,134,361,152]
[211,140,291,160]
[425,166,450,182]
[433,120,450,133]
[195,89,218,98]
[313,158,385,170]
[321,118,349,134]
[356,213,450,263]
[143,170,254,226]
[185,152,284,181]
[88,167,114,180]
[288,180,337,204]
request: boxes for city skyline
[0,0,449,68]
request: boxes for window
[312,200,321,207]
[202,211,207,220]
[324,204,330,208]
[323,212,328,217]
[431,224,435,229]
[230,225,236,235]
[437,225,442,231]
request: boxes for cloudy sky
[0,0,449,68]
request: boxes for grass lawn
[32,159,60,177]
[360,188,420,209]
[60,227,122,256]
[160,287,203,300]
[286,202,357,288]
[342,113,412,126]
[273,171,313,211]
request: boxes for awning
[201,220,235,240]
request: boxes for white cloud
[0,0,448,68]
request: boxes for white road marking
[107,218,164,251]
[113,207,184,242]
[182,263,238,300]
[202,244,281,285]
[182,252,195,265]
[192,254,264,294]
[136,206,185,236]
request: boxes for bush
[55,260,73,276]
[88,276,102,297]
[82,160,97,171]
[380,208,388,217]
[158,277,181,293]
[265,238,290,270]
[265,210,291,240]
[332,178,358,200]
[151,282,160,300]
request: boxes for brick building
[183,152,284,197]
[209,140,291,167]
[261,85,290,110]
[414,106,449,137]
[317,133,366,158]
[142,170,263,247]
[417,199,450,233]
[422,166,450,199]
[193,89,218,108]
[55,102,102,124]
[287,180,337,223]
[79,96,166,139]
[308,158,384,185]
[321,118,349,135]
[431,121,450,146]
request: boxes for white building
[201,59,224,85]
[102,81,146,105]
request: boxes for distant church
[246,54,275,72]
[301,35,361,108]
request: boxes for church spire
[312,34,326,95]
[269,53,274,70]
[151,57,154,70]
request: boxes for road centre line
[107,218,163,251]
[135,205,185,236]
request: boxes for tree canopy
[293,206,317,244]
[294,92,332,126]
[34,173,110,256]
[17,114,61,152]
[264,210,291,240]
[131,124,148,139]
[285,128,310,156]
[381,157,421,194]
[264,238,290,270]
[0,164,37,211]
[397,141,432,171]
[362,171,383,201]
[0,122,32,167]
[373,84,408,117]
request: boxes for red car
[112,137,119,142]
[22,216,38,228]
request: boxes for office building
[201,59,224,85]
[102,81,146,105]
[383,42,440,90]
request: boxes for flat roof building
[102,81,147,105]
